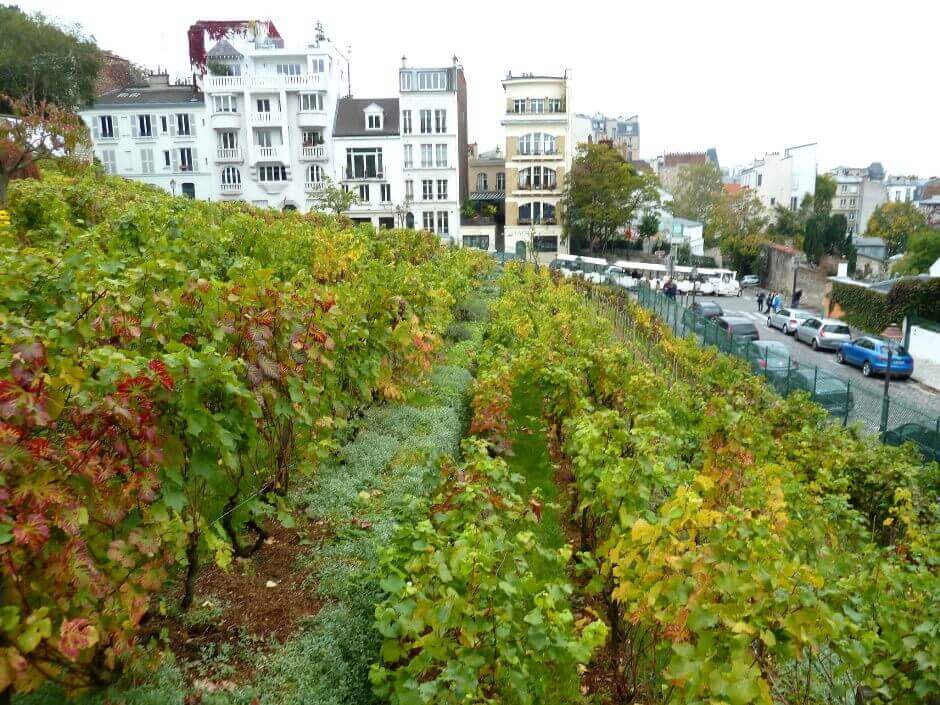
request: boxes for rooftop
[93,83,203,107]
[333,98,400,137]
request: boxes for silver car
[766,308,815,335]
[795,317,853,351]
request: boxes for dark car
[883,423,940,464]
[789,368,854,416]
[681,301,723,333]
[747,340,798,394]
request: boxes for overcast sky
[20,0,939,177]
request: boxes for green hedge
[831,279,940,332]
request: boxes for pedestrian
[792,289,803,308]
[773,291,782,313]
[756,291,765,312]
[764,291,773,314]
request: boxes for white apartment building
[830,163,886,236]
[198,26,348,211]
[885,175,918,204]
[332,98,402,229]
[501,71,590,262]
[737,142,818,212]
[80,74,213,199]
[581,112,640,161]
[398,60,468,242]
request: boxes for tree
[668,162,723,225]
[813,174,836,217]
[866,201,928,256]
[0,96,89,206]
[637,212,660,246]
[562,143,659,254]
[892,228,940,275]
[708,187,767,273]
[0,6,102,108]
[314,177,359,215]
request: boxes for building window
[840,198,847,207]
[518,166,557,190]
[496,172,505,190]
[213,95,237,113]
[140,149,154,174]
[98,115,114,138]
[345,148,383,179]
[256,98,272,113]
[513,99,525,114]
[100,149,117,174]
[518,133,556,156]
[367,113,382,130]
[403,144,413,168]
[422,179,433,200]
[417,70,447,90]
[757,173,762,187]
[405,180,414,200]
[307,164,324,183]
[434,109,446,133]
[302,129,322,147]
[160,115,169,133]
[463,235,489,250]
[769,197,776,206]
[518,202,556,225]
[420,144,432,168]
[402,110,412,134]
[258,165,288,181]
[300,93,324,111]
[850,198,856,206]
[400,71,412,91]
[420,110,432,134]
[276,63,302,76]
[179,148,194,172]
[547,98,562,113]
[221,166,241,185]
[176,113,191,136]
[437,211,449,235]
[477,173,488,191]
[790,196,798,210]
[136,114,153,138]
[162,150,171,169]
[311,58,325,73]
[423,211,435,231]
[437,179,448,200]
[533,235,558,252]
[380,183,391,202]
[358,184,370,202]
[530,98,545,114]
[435,144,447,167]
[848,212,856,221]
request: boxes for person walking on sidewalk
[772,291,782,313]
[756,291,765,312]
[765,291,775,314]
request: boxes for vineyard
[2,165,939,704]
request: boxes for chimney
[401,55,407,68]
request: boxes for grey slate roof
[207,39,243,60]
[333,98,399,137]
[94,85,203,107]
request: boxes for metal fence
[623,283,940,461]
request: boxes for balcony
[305,181,326,193]
[251,111,282,125]
[517,180,557,192]
[210,111,241,129]
[297,110,329,128]
[205,74,325,91]
[216,147,243,162]
[219,182,243,194]
[344,167,385,181]
[254,145,286,162]
[514,148,560,161]
[300,144,327,160]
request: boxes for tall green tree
[0,6,102,108]
[562,143,659,254]
[892,228,940,275]
[669,162,723,225]
[637,212,660,246]
[865,201,928,256]
[813,174,836,217]
[313,177,359,215]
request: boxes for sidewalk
[911,359,940,394]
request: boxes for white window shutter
[169,115,176,136]
[151,115,159,136]
[190,115,196,137]
[131,118,139,138]
[113,119,119,138]
[191,148,199,171]
[171,150,179,172]
[91,120,100,139]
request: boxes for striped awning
[469,190,505,201]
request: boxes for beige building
[500,71,590,262]
[468,144,505,195]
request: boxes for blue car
[836,337,914,379]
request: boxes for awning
[469,190,505,201]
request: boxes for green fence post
[843,380,851,427]
[812,366,818,402]
[880,394,890,437]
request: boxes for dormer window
[364,104,384,130]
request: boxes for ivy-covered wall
[830,279,940,332]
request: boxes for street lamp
[169,179,177,197]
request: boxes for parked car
[709,277,742,297]
[597,264,631,288]
[767,308,815,335]
[548,258,579,278]
[794,317,852,351]
[747,341,797,392]
[714,316,759,354]
[681,301,723,332]
[837,337,914,379]
[789,368,854,416]
[883,422,940,463]
[741,274,760,288]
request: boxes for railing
[301,145,327,159]
[256,146,279,159]
[344,167,385,180]
[252,112,280,124]
[615,283,940,462]
[205,74,323,90]
[517,180,557,191]
[219,182,242,192]
[516,148,558,157]
[216,148,242,161]
[305,181,325,192]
